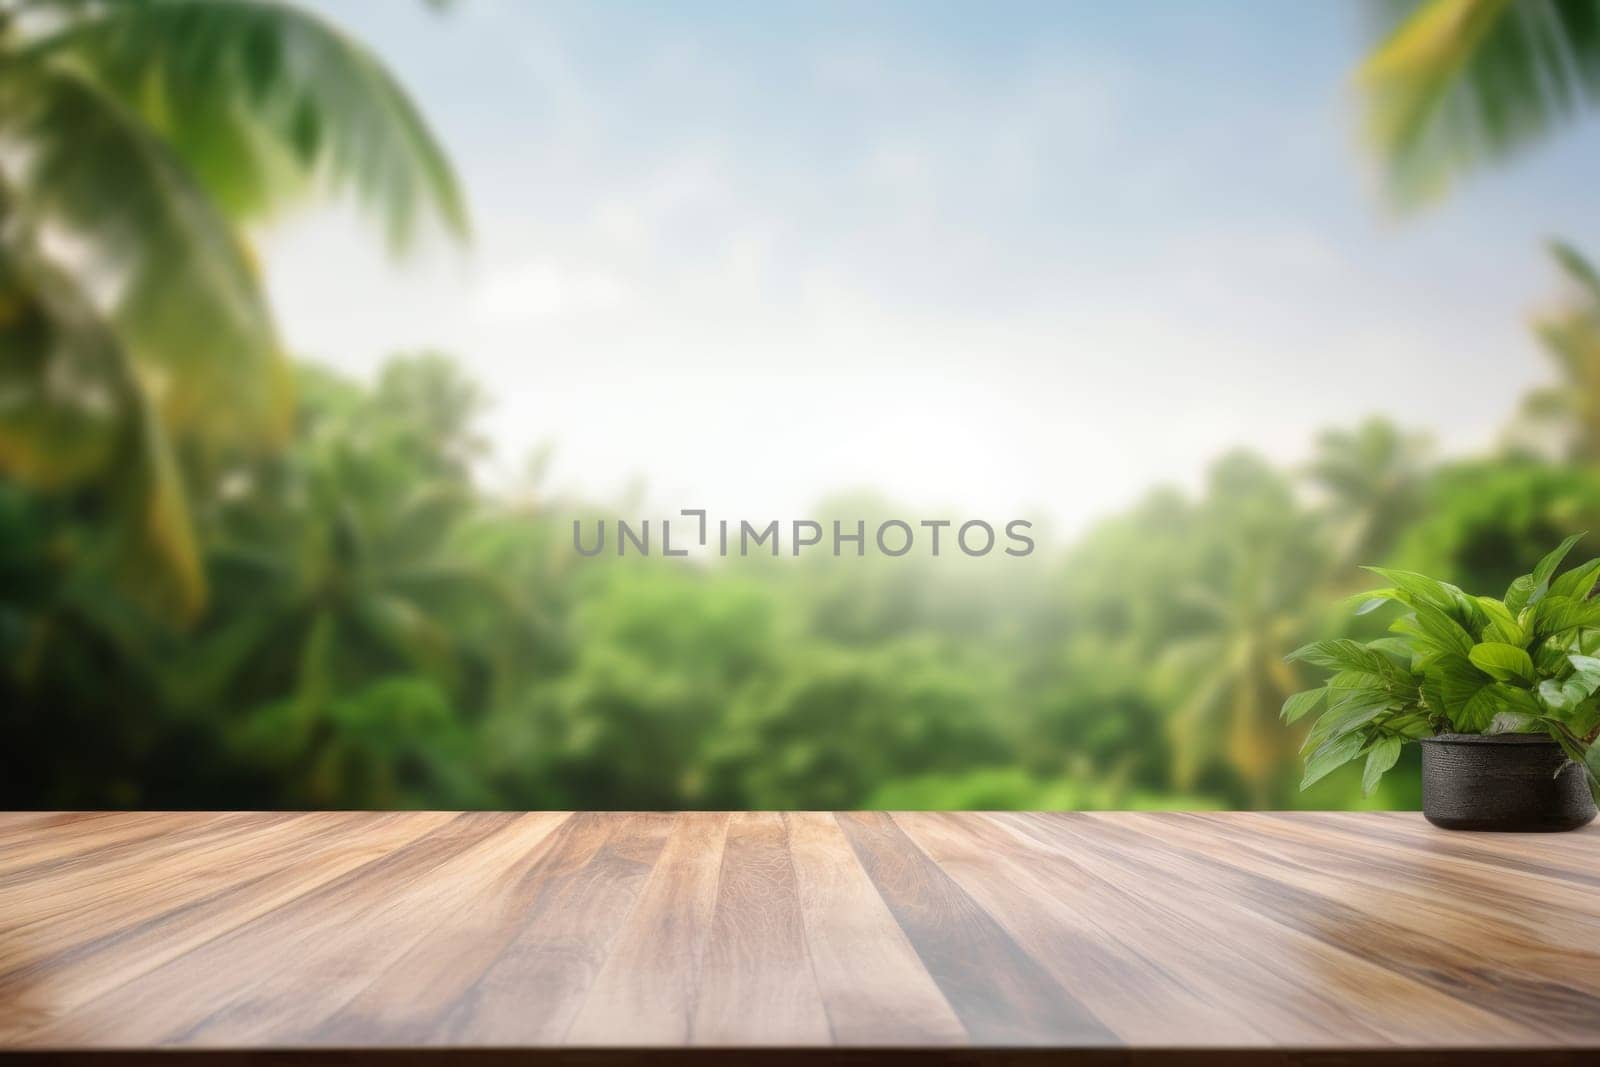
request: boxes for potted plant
[1284,533,1599,831]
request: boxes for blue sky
[266,1,1600,536]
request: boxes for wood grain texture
[0,811,1597,1064]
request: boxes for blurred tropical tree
[1158,454,1327,805]
[1308,417,1432,573]
[1359,0,1600,206]
[486,561,785,808]
[185,359,521,804]
[0,0,466,618]
[1508,243,1600,461]
[1021,638,1174,792]
[1392,457,1600,591]
[13,0,1600,818]
[706,641,1010,809]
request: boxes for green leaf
[1459,684,1505,733]
[1408,602,1477,657]
[1302,694,1393,755]
[1550,557,1600,600]
[1532,532,1586,588]
[1361,737,1403,796]
[1534,641,1574,676]
[1569,701,1600,739]
[1301,731,1365,790]
[1281,688,1326,724]
[1505,574,1538,615]
[1533,595,1600,637]
[1387,616,1442,668]
[1474,596,1526,644]
[1467,642,1535,683]
[1353,593,1395,616]
[1459,683,1540,733]
[1498,684,1543,716]
[1546,726,1596,791]
[1326,684,1395,709]
[1539,678,1579,712]
[1362,636,1408,656]
[1286,639,1397,676]
[1432,652,1490,723]
[1572,653,1600,671]
[1545,655,1600,714]
[1421,669,1446,718]
[1326,669,1394,692]
[1364,567,1464,615]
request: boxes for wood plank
[0,812,120,844]
[0,812,456,1044]
[1270,810,1600,889]
[406,812,675,1049]
[286,811,573,1045]
[1,813,353,937]
[992,812,1552,1045]
[689,812,830,1045]
[0,812,222,879]
[893,811,1268,1046]
[1225,812,1600,914]
[835,811,1113,1046]
[565,812,730,1045]
[9,812,468,1046]
[1,810,1598,1063]
[1111,811,1600,1040]
[185,811,574,1046]
[785,812,966,1046]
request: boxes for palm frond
[26,0,470,249]
[1519,384,1579,419]
[0,180,125,486]
[1360,0,1600,207]
[1550,239,1600,304]
[112,383,208,619]
[0,191,206,617]
[5,62,292,445]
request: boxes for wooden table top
[1,811,1597,1064]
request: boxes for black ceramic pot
[1420,733,1596,832]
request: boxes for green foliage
[1360,0,1600,207]
[1287,535,1600,796]
[9,343,1600,813]
[10,3,1600,814]
[1390,458,1600,594]
[1307,418,1431,570]
[0,0,466,620]
[1510,244,1600,463]
[867,769,1219,812]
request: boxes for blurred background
[4,0,1600,811]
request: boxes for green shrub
[1285,534,1600,796]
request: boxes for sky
[264,0,1600,538]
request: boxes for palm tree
[1162,554,1313,807]
[1359,0,1600,206]
[1507,242,1600,460]
[0,0,467,618]
[1307,417,1432,572]
[178,359,532,802]
[1159,454,1327,806]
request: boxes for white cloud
[268,1,1597,534]
[474,261,632,324]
